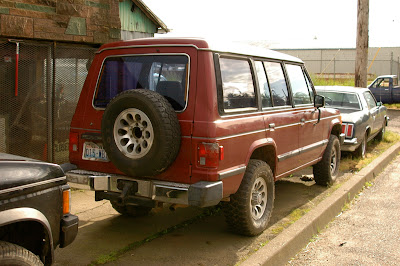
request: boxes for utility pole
[354,0,369,87]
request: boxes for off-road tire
[0,241,43,266]
[101,89,181,177]
[111,201,152,217]
[354,133,367,158]
[223,159,275,236]
[375,121,386,141]
[313,135,340,186]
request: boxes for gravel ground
[288,153,400,265]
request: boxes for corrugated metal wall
[276,47,400,78]
[119,0,157,34]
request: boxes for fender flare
[245,137,278,176]
[0,207,54,262]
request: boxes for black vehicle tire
[313,135,340,186]
[0,241,43,266]
[111,201,152,217]
[101,89,181,177]
[375,121,386,142]
[354,133,367,158]
[223,159,275,236]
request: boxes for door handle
[269,123,275,129]
[300,118,305,126]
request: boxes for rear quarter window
[219,57,257,113]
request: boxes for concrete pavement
[288,153,400,265]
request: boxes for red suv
[68,38,344,236]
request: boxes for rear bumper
[341,138,358,152]
[67,170,223,208]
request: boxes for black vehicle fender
[0,207,54,262]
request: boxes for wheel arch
[247,138,277,178]
[0,208,53,265]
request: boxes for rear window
[318,91,361,110]
[94,55,189,111]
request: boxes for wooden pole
[354,0,369,87]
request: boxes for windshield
[318,91,361,111]
[94,55,189,111]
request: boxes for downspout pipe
[8,39,23,97]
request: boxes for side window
[264,62,290,107]
[285,64,312,105]
[219,57,257,112]
[363,91,377,109]
[377,78,390,88]
[304,70,315,100]
[393,77,398,86]
[254,61,272,108]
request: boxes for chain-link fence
[0,39,97,164]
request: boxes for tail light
[62,189,71,215]
[69,132,79,152]
[197,143,224,168]
[342,123,354,138]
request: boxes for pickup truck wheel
[313,135,340,186]
[0,241,43,266]
[102,89,181,177]
[223,159,275,236]
[354,133,367,158]
[111,201,152,217]
[375,122,386,142]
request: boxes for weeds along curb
[241,142,400,266]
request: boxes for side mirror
[314,94,325,108]
[377,101,383,107]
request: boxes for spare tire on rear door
[101,89,181,177]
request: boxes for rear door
[285,64,324,166]
[261,61,302,178]
[363,91,384,135]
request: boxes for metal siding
[276,47,400,77]
[119,0,157,34]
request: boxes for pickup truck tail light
[197,143,224,168]
[62,189,71,214]
[69,132,79,152]
[342,123,354,138]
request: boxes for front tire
[0,241,43,266]
[223,160,275,236]
[313,135,340,186]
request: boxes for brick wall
[0,0,121,44]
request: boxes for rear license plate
[82,142,109,161]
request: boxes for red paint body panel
[69,38,341,199]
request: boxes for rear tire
[0,241,43,266]
[313,135,340,186]
[111,201,152,217]
[375,122,386,141]
[354,133,367,158]
[223,160,275,236]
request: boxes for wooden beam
[355,0,369,87]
